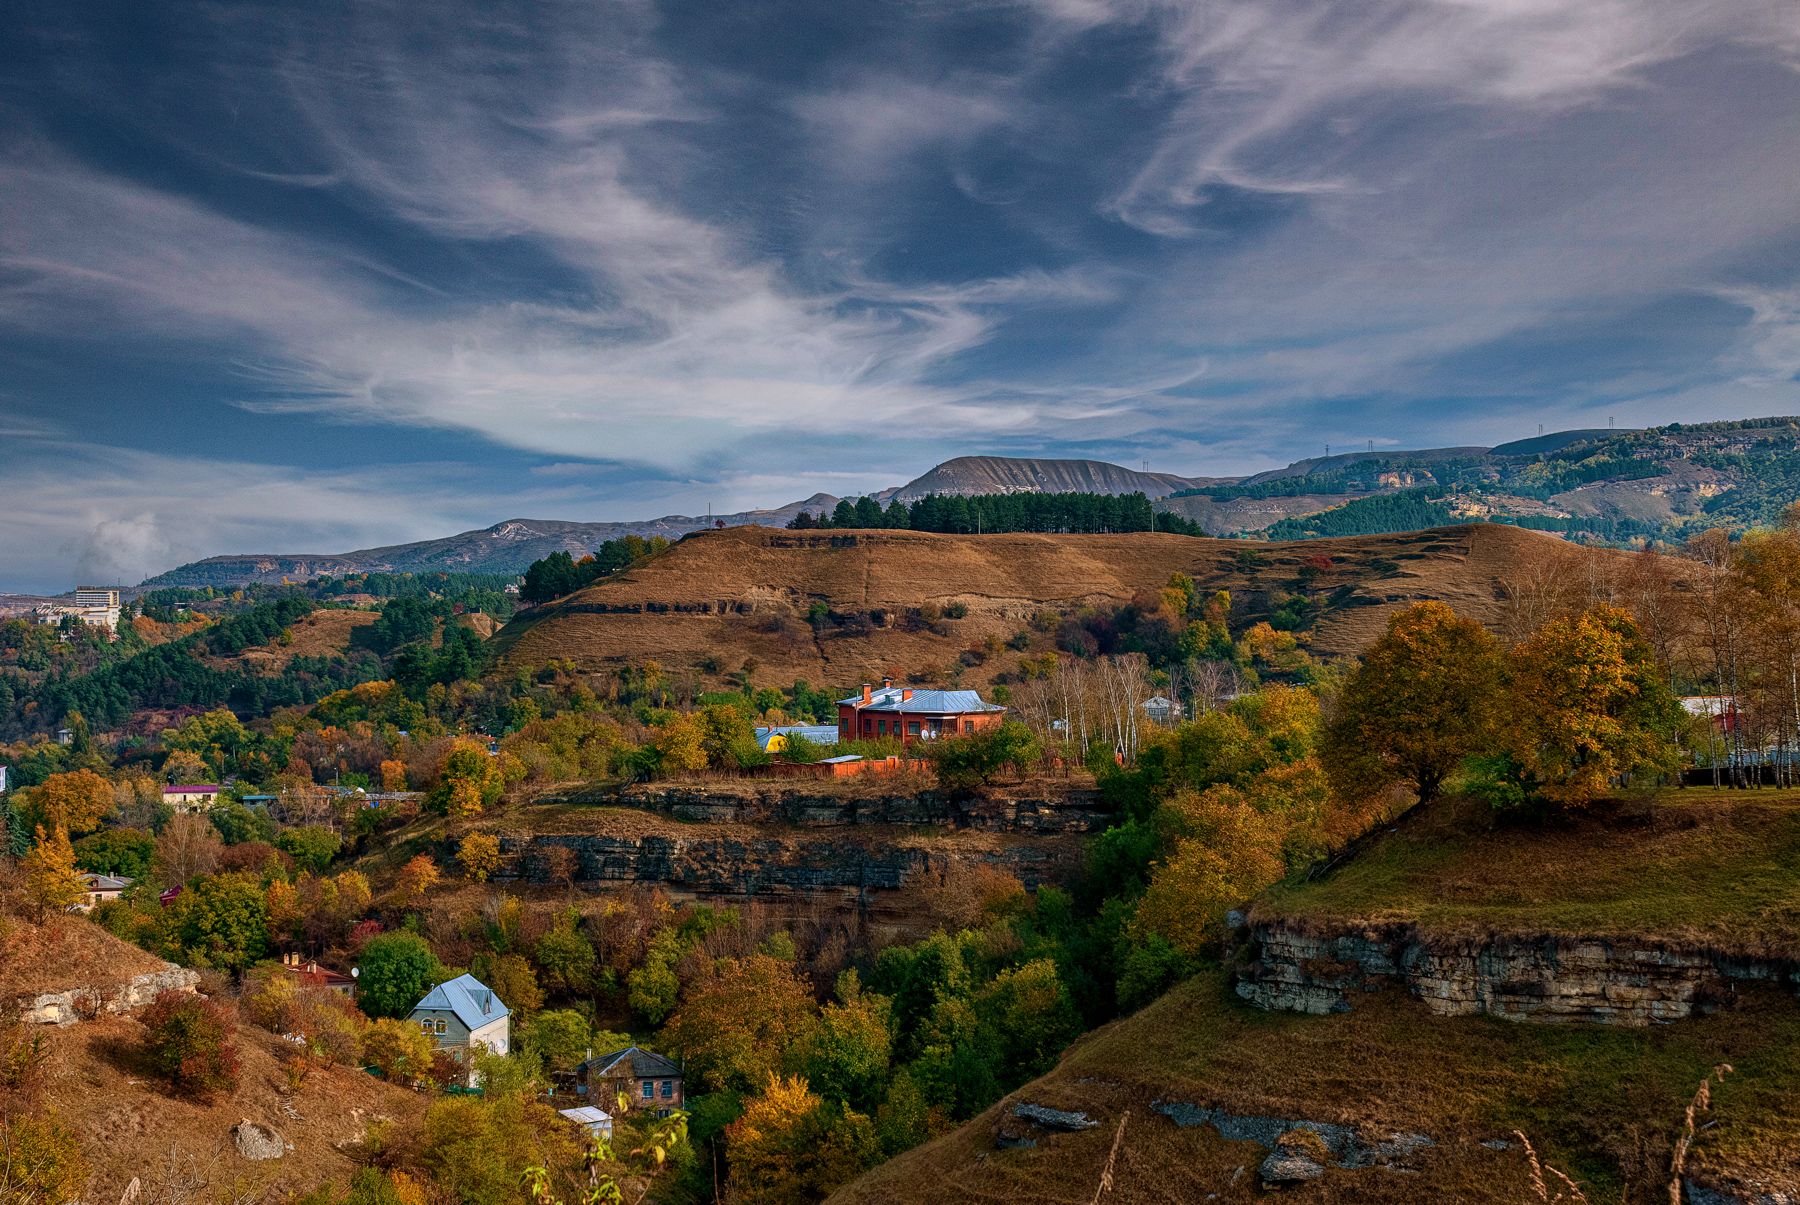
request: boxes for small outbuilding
[558,1105,614,1141]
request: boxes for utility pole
[1367,439,1374,453]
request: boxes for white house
[163,784,222,813]
[76,872,131,911]
[409,973,510,1085]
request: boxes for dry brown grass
[492,523,1612,685]
[204,608,376,674]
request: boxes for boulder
[1012,1103,1100,1132]
[231,1121,287,1161]
[1260,1129,1331,1188]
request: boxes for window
[876,720,886,735]
[907,722,920,736]
[661,1080,674,1098]
[839,719,848,734]
[436,1019,448,1035]
[642,1081,655,1099]
[419,1020,434,1034]
[964,721,975,733]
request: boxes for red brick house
[837,680,1005,746]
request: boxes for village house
[578,1046,684,1116]
[163,784,222,812]
[1141,695,1178,725]
[76,872,130,911]
[278,951,356,997]
[409,973,509,1085]
[836,680,1005,746]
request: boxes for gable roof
[836,687,1005,715]
[581,1045,681,1080]
[79,872,131,891]
[411,973,509,1030]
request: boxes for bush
[275,825,342,873]
[0,1112,89,1203]
[356,932,444,1019]
[140,990,239,1098]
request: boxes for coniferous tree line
[788,491,1206,536]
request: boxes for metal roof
[411,973,509,1031]
[559,1106,613,1125]
[753,724,841,751]
[79,872,131,890]
[163,784,222,793]
[836,687,1005,714]
[581,1045,682,1080]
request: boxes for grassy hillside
[831,793,1800,1203]
[493,522,1612,684]
[1257,793,1800,953]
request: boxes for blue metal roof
[753,724,841,751]
[412,973,509,1031]
[836,687,1005,714]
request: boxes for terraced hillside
[492,522,1628,684]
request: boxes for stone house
[578,1046,684,1116]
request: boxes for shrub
[457,832,502,882]
[0,1112,89,1204]
[140,990,239,1098]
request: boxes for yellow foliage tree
[726,1074,879,1205]
[447,777,485,818]
[31,769,115,834]
[361,1017,438,1084]
[1134,789,1289,957]
[457,832,502,882]
[23,825,84,912]
[379,759,409,792]
[651,713,709,777]
[395,854,442,906]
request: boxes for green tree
[74,826,156,879]
[155,872,270,971]
[665,953,820,1094]
[793,972,892,1111]
[356,931,444,1019]
[520,1009,593,1072]
[928,722,1040,791]
[1322,601,1508,804]
[276,825,343,873]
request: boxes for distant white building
[76,872,131,911]
[1141,695,1179,725]
[35,586,122,637]
[163,784,222,812]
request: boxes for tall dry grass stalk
[1088,1112,1129,1205]
[1669,1064,1733,1205]
[1515,1131,1590,1204]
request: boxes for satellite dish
[350,967,360,978]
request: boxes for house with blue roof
[837,678,1006,747]
[753,724,841,754]
[409,973,510,1083]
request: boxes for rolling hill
[490,521,1621,687]
[135,418,1800,589]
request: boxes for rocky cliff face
[549,782,1103,835]
[1236,921,1799,1025]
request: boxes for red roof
[163,784,222,793]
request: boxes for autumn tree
[361,1017,438,1084]
[725,1075,880,1205]
[1323,601,1508,804]
[456,832,502,882]
[394,854,442,906]
[26,769,114,835]
[0,1112,90,1205]
[140,990,240,1098]
[1481,606,1683,810]
[664,953,819,1093]
[22,826,83,912]
[793,972,893,1111]
[650,713,708,777]
[379,759,409,792]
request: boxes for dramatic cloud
[1,0,1797,587]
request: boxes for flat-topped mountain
[892,456,1229,501]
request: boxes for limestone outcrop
[17,965,201,1025]
[1235,921,1799,1025]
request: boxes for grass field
[1256,792,1800,953]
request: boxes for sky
[3,0,1799,591]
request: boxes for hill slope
[491,522,1617,686]
[832,795,1800,1204]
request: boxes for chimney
[902,689,913,701]
[861,684,872,704]
[882,677,893,690]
